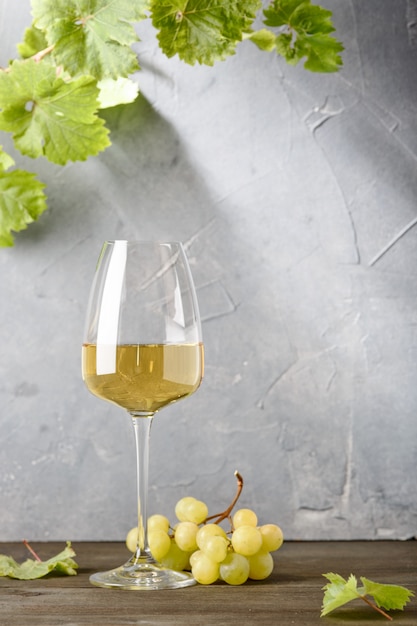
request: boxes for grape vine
[0,0,343,246]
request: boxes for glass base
[89,556,196,590]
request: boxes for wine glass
[82,241,204,589]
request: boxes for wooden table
[0,541,416,625]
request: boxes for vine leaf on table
[0,542,78,580]
[321,572,415,621]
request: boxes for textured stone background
[0,1,416,541]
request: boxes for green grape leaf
[17,24,49,59]
[321,572,414,618]
[264,0,333,31]
[0,542,78,579]
[151,0,261,66]
[264,0,343,72]
[0,169,47,247]
[321,573,363,616]
[246,29,277,52]
[275,32,303,65]
[97,77,139,109]
[294,32,344,72]
[0,146,15,172]
[32,0,148,80]
[360,577,415,612]
[0,59,110,165]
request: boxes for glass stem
[131,414,154,561]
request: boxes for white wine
[82,343,204,414]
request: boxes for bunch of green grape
[126,496,284,585]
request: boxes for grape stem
[359,595,393,621]
[205,470,244,526]
[32,45,55,63]
[1,45,55,74]
[23,539,42,562]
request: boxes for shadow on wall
[14,93,218,250]
[97,94,217,241]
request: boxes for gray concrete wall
[0,1,416,541]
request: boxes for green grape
[200,535,229,563]
[248,550,274,580]
[125,526,138,553]
[191,550,220,585]
[259,524,284,552]
[175,496,208,524]
[148,514,170,533]
[219,552,250,585]
[148,529,172,561]
[196,523,227,550]
[189,549,203,569]
[159,540,191,572]
[231,525,263,556]
[174,521,199,553]
[232,508,258,528]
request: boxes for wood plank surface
[0,541,416,625]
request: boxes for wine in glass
[82,241,204,589]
